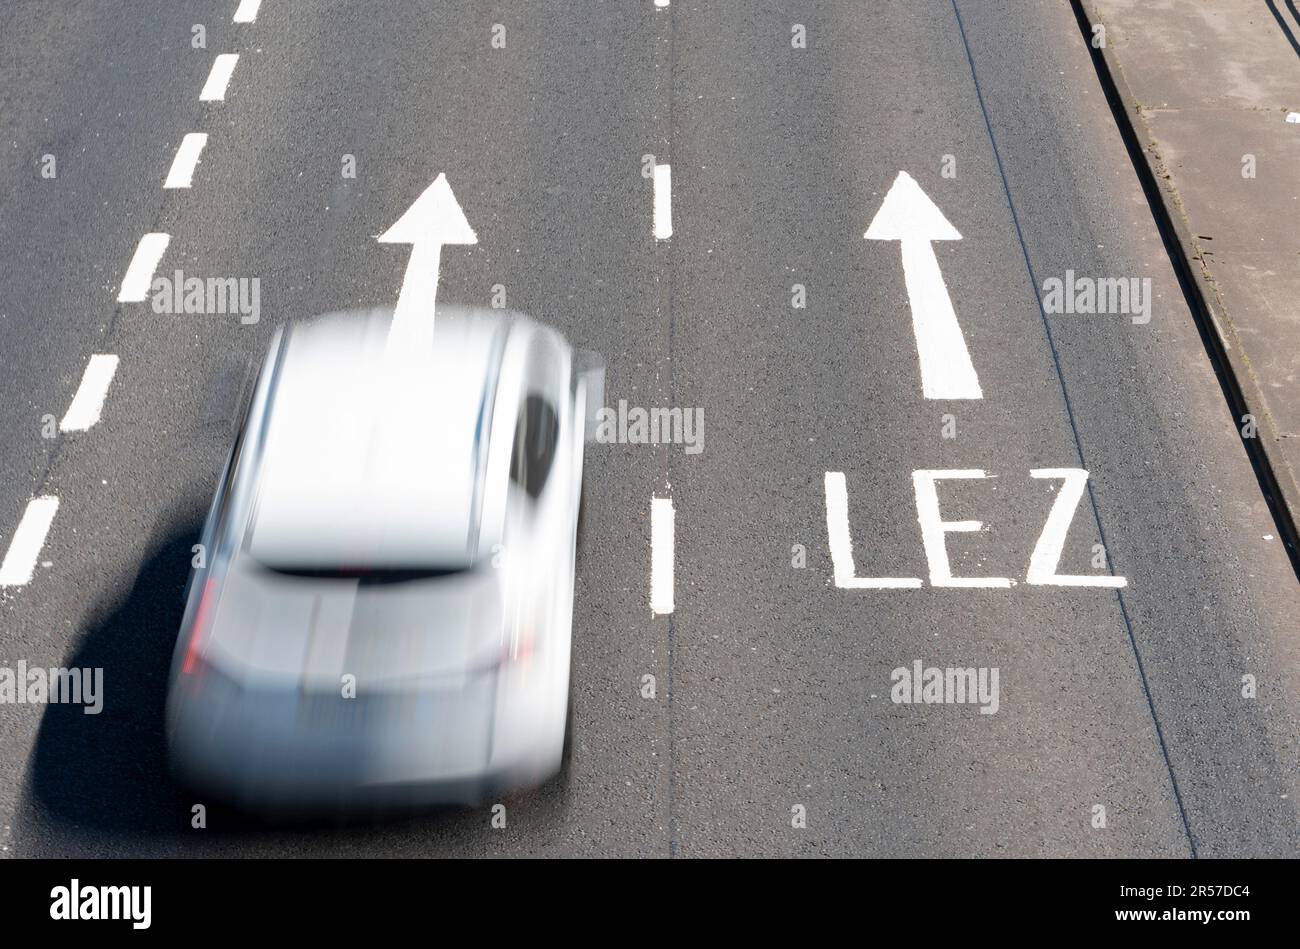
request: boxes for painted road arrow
[378,172,477,352]
[866,171,982,400]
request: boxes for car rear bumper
[166,664,562,809]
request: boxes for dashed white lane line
[653,162,673,241]
[163,133,208,189]
[200,54,239,102]
[233,0,263,23]
[60,355,119,433]
[0,497,60,587]
[651,496,675,614]
[655,0,670,7]
[116,233,170,302]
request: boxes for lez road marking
[233,0,263,23]
[824,472,922,588]
[200,54,239,102]
[1027,469,1126,586]
[653,163,673,240]
[163,133,208,189]
[826,468,1126,588]
[913,470,1011,587]
[866,170,982,400]
[117,233,170,302]
[651,496,675,613]
[60,355,119,433]
[0,497,59,586]
[377,173,477,353]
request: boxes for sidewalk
[1079,0,1300,544]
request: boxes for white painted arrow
[866,171,982,400]
[378,173,477,353]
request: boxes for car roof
[244,307,512,570]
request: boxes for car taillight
[506,631,534,665]
[181,577,220,675]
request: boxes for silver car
[166,307,602,809]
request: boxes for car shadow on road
[21,513,201,842]
[16,509,570,853]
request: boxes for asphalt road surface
[0,0,1296,857]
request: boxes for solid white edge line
[653,163,673,240]
[60,355,119,433]
[651,496,675,614]
[116,233,170,302]
[0,497,60,586]
[199,54,239,102]
[163,133,208,189]
[233,0,262,23]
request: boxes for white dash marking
[200,54,239,102]
[0,497,60,586]
[60,355,119,432]
[653,163,673,240]
[233,0,263,23]
[163,133,208,189]
[117,233,170,302]
[650,496,675,614]
[655,0,670,7]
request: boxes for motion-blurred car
[166,307,602,809]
